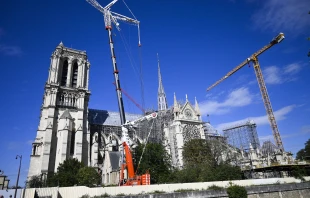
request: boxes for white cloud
[216,105,295,131]
[0,44,22,56]
[263,63,302,85]
[259,135,274,142]
[264,66,282,84]
[252,0,310,34]
[284,63,302,75]
[200,87,253,115]
[301,125,310,134]
[0,28,22,56]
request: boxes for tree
[227,185,247,198]
[182,139,213,166]
[296,139,310,160]
[56,158,84,187]
[28,175,43,188]
[77,167,101,187]
[132,143,173,184]
[179,139,242,183]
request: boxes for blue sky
[0,0,309,186]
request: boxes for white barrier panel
[20,176,310,198]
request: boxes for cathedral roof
[88,109,142,126]
[109,151,122,171]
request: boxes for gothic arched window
[71,62,78,88]
[70,130,76,155]
[61,60,68,86]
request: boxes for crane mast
[86,0,141,125]
[207,33,285,151]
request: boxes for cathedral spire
[157,53,168,111]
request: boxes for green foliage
[79,195,90,198]
[151,190,165,194]
[28,175,43,188]
[174,139,242,183]
[208,185,224,191]
[38,158,87,187]
[77,167,101,187]
[296,139,310,160]
[291,166,306,181]
[133,142,173,184]
[174,189,195,192]
[92,193,109,198]
[56,158,84,187]
[226,185,247,198]
[182,139,212,166]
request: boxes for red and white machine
[119,112,157,186]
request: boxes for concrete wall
[20,176,310,198]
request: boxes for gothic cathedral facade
[28,43,207,184]
[28,42,91,178]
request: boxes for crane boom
[252,57,283,151]
[86,0,142,125]
[207,33,284,91]
[206,33,285,151]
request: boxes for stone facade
[28,42,90,179]
[27,43,208,184]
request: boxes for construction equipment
[119,112,158,186]
[86,0,141,125]
[207,33,285,152]
[112,82,146,114]
[86,0,150,186]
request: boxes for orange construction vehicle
[119,112,157,186]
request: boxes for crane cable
[135,118,156,175]
[112,28,134,114]
[122,0,145,113]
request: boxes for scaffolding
[261,140,278,156]
[223,120,260,150]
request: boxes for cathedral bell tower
[28,42,91,179]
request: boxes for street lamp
[14,155,22,198]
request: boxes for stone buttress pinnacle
[195,97,201,116]
[173,92,179,113]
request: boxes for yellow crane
[207,33,285,152]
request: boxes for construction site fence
[16,176,310,198]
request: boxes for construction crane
[207,33,285,152]
[119,112,157,186]
[113,82,146,114]
[86,0,141,125]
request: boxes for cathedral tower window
[61,60,68,86]
[71,62,78,88]
[70,130,76,155]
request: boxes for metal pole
[107,26,126,125]
[14,155,22,198]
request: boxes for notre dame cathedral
[27,43,207,185]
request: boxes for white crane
[86,0,141,125]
